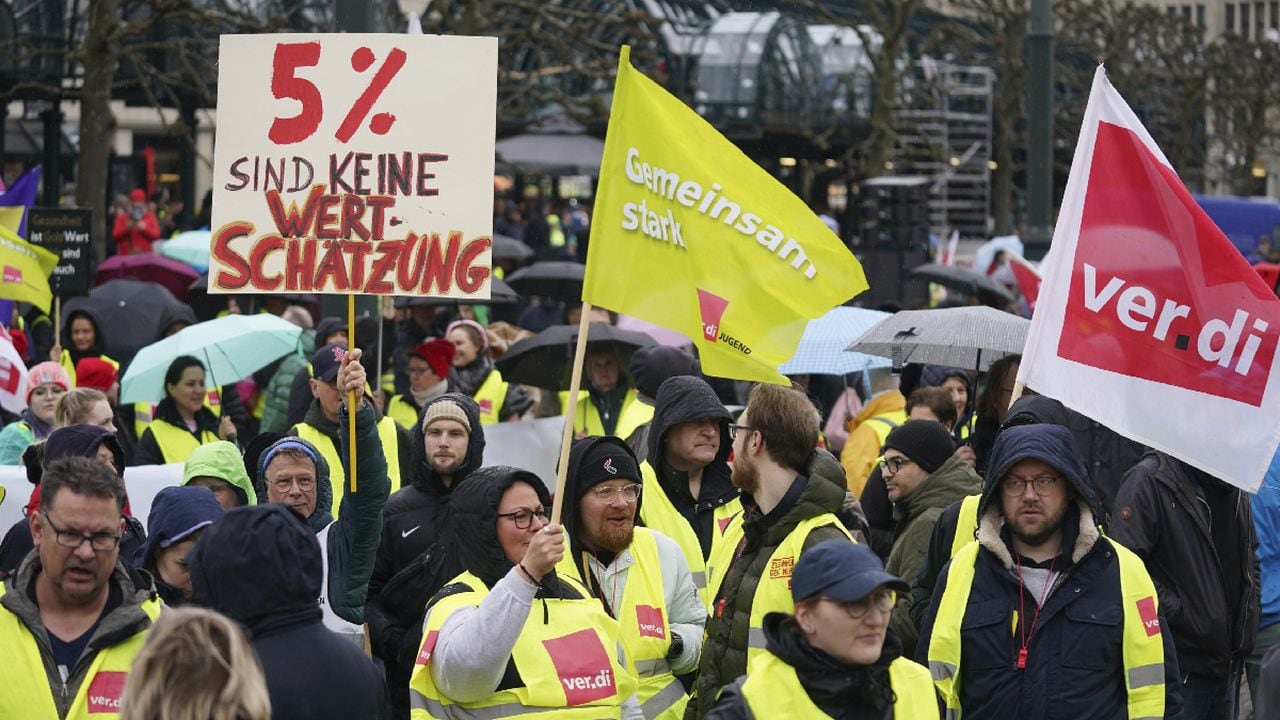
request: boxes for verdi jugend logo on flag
[583,46,867,385]
[1020,67,1280,492]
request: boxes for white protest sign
[210,34,498,298]
[0,464,185,539]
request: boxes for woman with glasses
[706,541,939,719]
[409,465,642,719]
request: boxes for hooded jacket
[133,485,223,604]
[60,308,110,370]
[691,451,851,718]
[189,504,390,720]
[156,302,196,337]
[365,393,485,711]
[181,440,257,507]
[261,328,317,433]
[706,612,904,720]
[133,396,223,466]
[1,555,157,720]
[1108,452,1260,678]
[884,454,982,652]
[645,376,738,559]
[917,425,1182,719]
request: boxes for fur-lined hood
[975,424,1102,570]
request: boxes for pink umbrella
[616,315,693,348]
[94,253,199,301]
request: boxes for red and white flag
[1018,67,1280,492]
[1007,254,1042,314]
[0,332,28,414]
[940,230,960,267]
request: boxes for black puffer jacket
[645,376,738,559]
[689,456,851,719]
[190,504,390,720]
[1108,452,1260,678]
[365,394,486,719]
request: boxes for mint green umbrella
[157,230,211,272]
[120,313,302,404]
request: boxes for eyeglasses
[498,508,550,529]
[271,476,316,493]
[407,366,432,376]
[1002,475,1061,496]
[40,512,120,552]
[728,423,755,442]
[878,456,913,474]
[588,483,641,503]
[822,588,897,619]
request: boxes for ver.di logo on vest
[635,605,666,639]
[86,670,127,713]
[543,629,616,706]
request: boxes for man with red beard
[559,436,706,720]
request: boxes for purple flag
[0,166,41,237]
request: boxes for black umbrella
[504,261,584,301]
[910,263,1014,303]
[495,323,657,390]
[62,279,182,366]
[492,234,534,261]
[393,277,522,308]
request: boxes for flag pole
[53,295,60,354]
[376,297,386,407]
[348,294,358,494]
[550,301,592,525]
[1008,380,1025,409]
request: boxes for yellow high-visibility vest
[59,350,118,388]
[145,417,219,465]
[741,650,939,719]
[949,494,983,558]
[293,418,402,517]
[574,388,654,440]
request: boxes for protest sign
[27,208,93,296]
[1018,66,1280,492]
[210,34,497,299]
[583,47,867,385]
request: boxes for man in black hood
[365,393,486,719]
[189,504,390,720]
[641,376,739,603]
[625,345,700,463]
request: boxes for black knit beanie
[576,441,641,496]
[882,419,955,473]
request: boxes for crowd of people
[0,192,1276,718]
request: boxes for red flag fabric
[1018,67,1280,492]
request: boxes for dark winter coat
[448,355,533,421]
[917,425,1183,719]
[189,504,390,720]
[689,455,851,719]
[646,376,738,559]
[1108,451,1260,678]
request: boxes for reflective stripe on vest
[293,418,402,517]
[0,583,161,719]
[927,538,1164,720]
[147,418,219,465]
[556,528,689,720]
[60,350,119,389]
[471,370,509,425]
[573,388,654,440]
[949,495,982,559]
[408,571,635,720]
[637,461,741,609]
[741,651,939,720]
[386,394,420,431]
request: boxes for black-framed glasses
[1002,475,1061,496]
[40,511,120,552]
[728,423,756,442]
[588,483,641,503]
[498,508,550,529]
[822,588,897,619]
[878,456,914,475]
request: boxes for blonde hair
[54,387,108,428]
[119,607,271,720]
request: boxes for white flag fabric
[1018,66,1280,493]
[0,332,28,415]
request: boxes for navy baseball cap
[791,541,909,603]
[311,342,349,383]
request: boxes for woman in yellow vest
[135,356,238,465]
[409,465,640,718]
[385,339,454,430]
[705,541,938,719]
[51,308,119,387]
[573,346,653,442]
[445,319,531,424]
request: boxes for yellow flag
[0,223,58,312]
[0,207,24,235]
[583,47,867,384]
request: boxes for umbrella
[616,315,694,348]
[495,323,657,390]
[63,279,181,365]
[120,313,303,404]
[492,234,534,261]
[910,263,1014,303]
[95,253,199,301]
[778,306,893,376]
[974,234,1024,275]
[846,306,1029,371]
[505,261,584,301]
[393,277,522,308]
[157,230,212,271]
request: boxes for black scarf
[763,612,900,720]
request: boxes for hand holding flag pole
[549,300,593,525]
